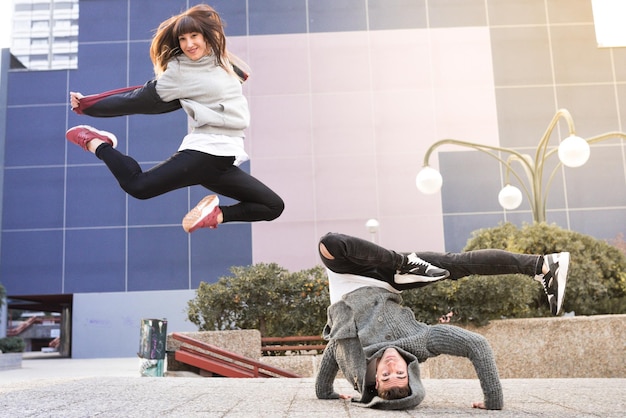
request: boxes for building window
[10,0,79,70]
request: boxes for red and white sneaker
[182,195,222,233]
[66,125,118,151]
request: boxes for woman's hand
[70,91,84,109]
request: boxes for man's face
[375,347,409,392]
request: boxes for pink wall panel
[309,31,372,93]
[248,94,313,159]
[313,154,379,220]
[252,221,320,271]
[251,156,316,223]
[248,27,497,270]
[247,34,311,96]
[371,88,437,154]
[310,91,375,155]
[369,29,434,91]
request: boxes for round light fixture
[415,166,443,194]
[498,184,523,210]
[558,135,590,168]
[365,218,379,233]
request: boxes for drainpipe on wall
[0,48,9,339]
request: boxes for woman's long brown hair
[149,4,229,76]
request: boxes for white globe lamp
[365,218,379,234]
[415,166,443,194]
[558,135,590,168]
[498,185,523,210]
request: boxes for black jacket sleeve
[74,80,182,117]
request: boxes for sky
[0,1,12,48]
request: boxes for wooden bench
[261,335,327,354]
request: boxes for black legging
[95,144,284,223]
[319,232,543,291]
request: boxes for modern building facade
[10,0,79,70]
[1,0,625,358]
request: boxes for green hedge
[403,222,626,325]
[187,223,626,334]
[0,336,26,353]
[401,273,541,326]
[466,222,626,316]
[187,263,328,337]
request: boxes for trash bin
[138,318,167,377]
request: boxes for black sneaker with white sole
[394,253,450,284]
[539,252,569,315]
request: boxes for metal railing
[170,332,301,378]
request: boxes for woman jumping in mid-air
[66,4,284,232]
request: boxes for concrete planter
[0,352,23,371]
[263,314,626,379]
[422,314,626,379]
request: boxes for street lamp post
[365,218,380,243]
[415,109,626,223]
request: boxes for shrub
[407,222,626,325]
[402,274,541,326]
[188,223,626,333]
[0,336,26,353]
[187,263,329,337]
[609,233,626,257]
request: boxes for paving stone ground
[0,356,623,417]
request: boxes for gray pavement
[1,354,624,417]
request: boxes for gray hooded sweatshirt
[315,286,503,410]
[156,54,250,137]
